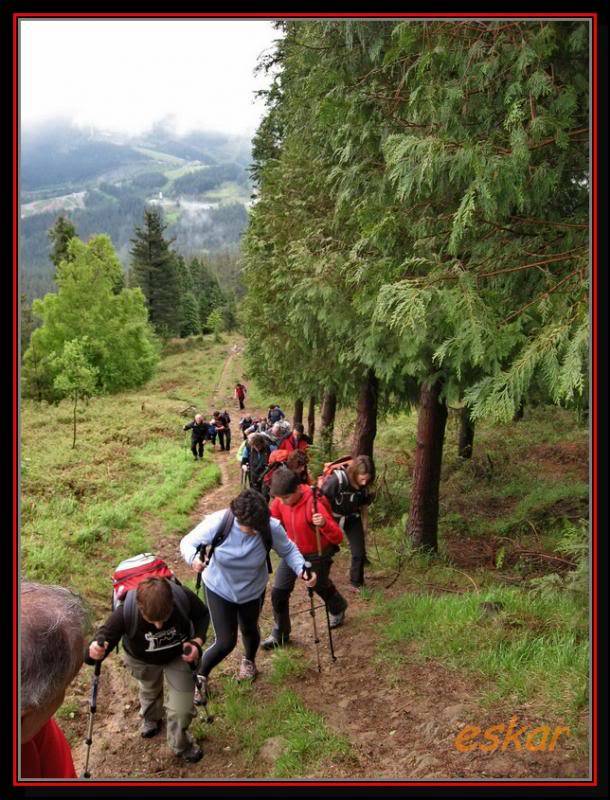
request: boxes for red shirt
[277,434,309,453]
[269,484,343,556]
[21,717,77,779]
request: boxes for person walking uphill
[234,382,247,410]
[262,470,348,650]
[183,414,211,461]
[320,455,375,592]
[213,410,232,452]
[87,578,210,763]
[180,489,316,693]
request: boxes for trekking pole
[82,637,105,779]
[312,486,337,663]
[303,561,322,673]
[194,544,204,597]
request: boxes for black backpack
[198,509,273,574]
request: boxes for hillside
[20,334,589,780]
[20,121,253,299]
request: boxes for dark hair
[136,578,173,622]
[249,433,268,450]
[346,455,376,484]
[230,489,271,533]
[270,469,300,497]
[294,423,304,434]
[286,450,308,470]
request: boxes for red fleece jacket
[21,717,77,778]
[277,434,309,453]
[269,484,343,556]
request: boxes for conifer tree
[130,208,180,336]
[48,215,77,274]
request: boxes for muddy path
[70,345,588,781]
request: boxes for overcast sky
[20,20,281,137]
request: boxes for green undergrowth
[194,680,353,778]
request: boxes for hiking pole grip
[194,544,204,595]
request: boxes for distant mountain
[20,120,254,300]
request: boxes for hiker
[262,470,348,650]
[87,577,210,763]
[246,417,269,436]
[239,415,253,440]
[241,433,275,493]
[21,582,88,778]
[213,410,232,452]
[320,455,376,592]
[183,414,210,461]
[278,422,312,453]
[206,418,217,450]
[180,489,317,690]
[234,382,247,410]
[286,449,311,484]
[267,404,285,425]
[269,420,292,449]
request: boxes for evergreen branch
[509,215,588,230]
[477,246,588,279]
[502,268,582,324]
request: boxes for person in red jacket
[20,582,88,778]
[261,470,348,649]
[277,423,312,454]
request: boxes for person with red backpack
[319,455,376,592]
[261,470,348,650]
[180,489,316,692]
[86,576,210,763]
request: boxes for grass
[371,585,588,725]
[20,334,235,613]
[195,680,354,778]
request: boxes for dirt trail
[72,345,588,781]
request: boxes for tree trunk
[457,406,475,459]
[319,391,337,459]
[351,368,378,459]
[307,396,316,441]
[293,398,304,426]
[407,380,448,552]
[513,398,525,421]
[72,395,78,449]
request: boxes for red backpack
[111,554,192,640]
[316,455,353,490]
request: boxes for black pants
[238,397,245,410]
[200,586,265,676]
[191,439,204,458]
[270,551,347,641]
[343,514,367,588]
[218,428,231,450]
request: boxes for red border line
[13,11,598,789]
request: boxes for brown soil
[61,350,589,782]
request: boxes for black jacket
[320,469,373,517]
[184,420,211,442]
[91,586,209,665]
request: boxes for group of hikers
[20,383,376,776]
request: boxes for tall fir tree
[129,208,180,336]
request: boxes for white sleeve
[180,509,227,566]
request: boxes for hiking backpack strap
[169,583,195,639]
[204,509,236,565]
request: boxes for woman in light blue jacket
[180,489,316,695]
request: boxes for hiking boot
[261,634,290,651]
[329,610,346,629]
[194,676,209,706]
[140,719,162,739]
[178,743,203,763]
[237,658,258,681]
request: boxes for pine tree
[130,208,180,336]
[48,215,77,274]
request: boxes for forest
[19,17,593,785]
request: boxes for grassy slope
[20,333,590,774]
